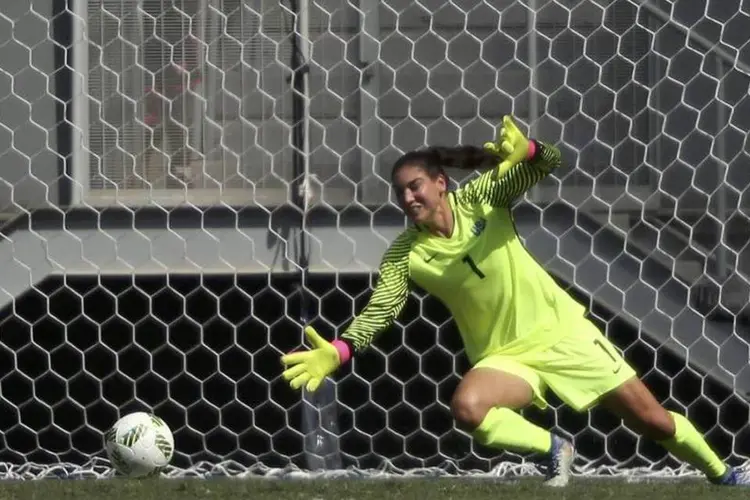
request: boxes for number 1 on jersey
[462,255,485,279]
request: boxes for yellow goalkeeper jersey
[340,141,588,365]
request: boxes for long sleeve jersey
[340,141,586,365]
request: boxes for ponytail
[391,145,501,182]
[425,145,502,170]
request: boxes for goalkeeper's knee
[451,391,492,430]
[450,371,534,430]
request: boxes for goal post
[0,0,750,480]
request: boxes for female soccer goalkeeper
[281,116,744,487]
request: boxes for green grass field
[0,477,745,500]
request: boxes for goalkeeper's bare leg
[451,367,574,487]
[598,376,745,485]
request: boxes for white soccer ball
[104,411,174,477]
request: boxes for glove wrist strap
[526,139,537,160]
[331,339,352,364]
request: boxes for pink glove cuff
[526,139,537,160]
[331,339,352,364]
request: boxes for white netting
[0,0,749,481]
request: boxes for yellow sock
[472,407,552,455]
[658,411,727,479]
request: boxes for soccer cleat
[542,435,575,487]
[710,467,750,486]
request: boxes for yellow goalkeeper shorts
[473,318,637,412]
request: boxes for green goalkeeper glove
[281,326,342,392]
[483,115,532,178]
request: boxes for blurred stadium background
[0,0,749,480]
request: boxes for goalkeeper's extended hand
[483,115,532,178]
[281,326,341,392]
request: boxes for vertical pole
[716,58,728,280]
[134,0,146,188]
[290,0,342,471]
[204,0,218,184]
[53,0,73,207]
[300,0,311,191]
[195,9,206,186]
[527,0,540,202]
[71,0,90,205]
[358,1,381,205]
[120,1,127,188]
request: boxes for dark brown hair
[390,145,502,184]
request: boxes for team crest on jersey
[471,218,486,236]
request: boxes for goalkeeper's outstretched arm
[336,231,413,355]
[281,230,414,392]
[458,116,562,207]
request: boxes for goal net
[0,0,749,481]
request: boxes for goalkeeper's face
[392,164,448,224]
